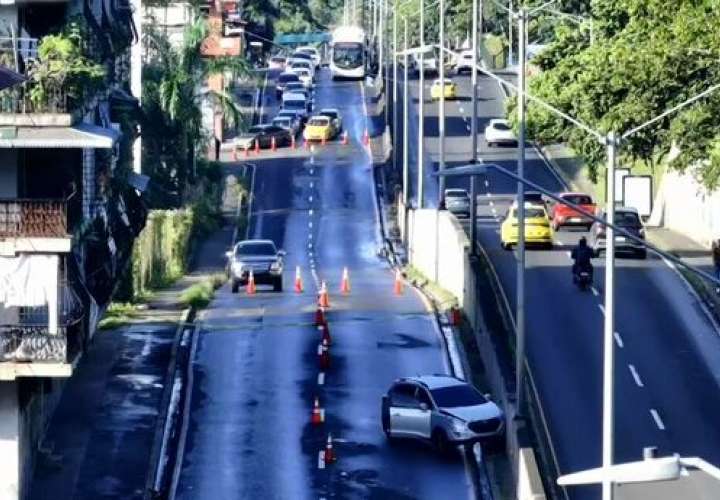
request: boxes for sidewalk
[27,209,235,500]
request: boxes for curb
[144,307,197,500]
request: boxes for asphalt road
[172,69,476,499]
[402,68,720,500]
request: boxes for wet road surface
[174,70,476,499]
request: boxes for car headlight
[639,228,646,238]
[270,262,282,272]
[451,418,467,434]
[232,262,244,273]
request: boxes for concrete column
[0,382,20,500]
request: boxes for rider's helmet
[579,236,587,247]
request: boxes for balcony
[0,199,68,238]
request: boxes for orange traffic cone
[362,128,370,146]
[393,269,403,295]
[247,270,257,295]
[314,307,326,326]
[340,267,350,295]
[271,136,277,152]
[254,138,260,155]
[291,135,297,150]
[311,396,324,425]
[294,266,303,293]
[341,131,349,145]
[324,433,336,464]
[318,338,330,369]
[319,323,331,345]
[318,281,330,308]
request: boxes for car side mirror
[278,250,287,256]
[484,393,492,400]
[224,251,233,259]
[419,402,429,411]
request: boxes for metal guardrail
[0,199,68,238]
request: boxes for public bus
[330,25,366,80]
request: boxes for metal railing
[0,85,69,114]
[0,326,67,362]
[0,199,68,238]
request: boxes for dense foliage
[518,0,720,188]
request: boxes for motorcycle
[573,267,593,290]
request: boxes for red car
[550,192,596,231]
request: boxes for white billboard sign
[623,175,653,217]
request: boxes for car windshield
[235,242,276,256]
[493,121,511,131]
[278,111,297,118]
[320,111,338,119]
[284,100,306,110]
[563,195,593,205]
[309,117,329,126]
[615,211,641,226]
[287,83,305,90]
[333,43,363,68]
[273,118,290,127]
[446,190,467,199]
[431,385,486,408]
[271,57,285,62]
[296,69,310,77]
[248,126,265,134]
[293,53,312,60]
[525,207,546,219]
[278,73,299,83]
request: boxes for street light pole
[602,131,617,500]
[469,0,479,255]
[515,7,527,413]
[508,0,513,67]
[418,0,425,208]
[438,0,446,198]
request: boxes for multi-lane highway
[402,68,720,499]
[172,69,479,499]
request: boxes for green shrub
[180,280,215,309]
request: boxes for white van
[282,92,311,122]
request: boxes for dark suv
[226,240,285,292]
[589,207,646,259]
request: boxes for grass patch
[180,280,216,309]
[98,302,140,330]
[404,265,457,310]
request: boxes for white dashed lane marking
[628,364,644,387]
[484,180,490,187]
[591,286,599,297]
[317,372,325,385]
[614,332,624,348]
[598,304,605,315]
[650,409,666,430]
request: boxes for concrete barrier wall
[407,208,469,308]
[650,169,720,247]
[518,448,548,500]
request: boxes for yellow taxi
[303,115,336,142]
[500,203,553,250]
[430,78,458,100]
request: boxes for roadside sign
[623,175,653,218]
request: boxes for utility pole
[130,0,142,173]
[418,0,425,208]
[378,0,384,83]
[403,17,409,208]
[508,0,513,67]
[603,131,618,500]
[393,3,398,172]
[385,0,391,126]
[438,0,446,198]
[515,7,526,412]
[469,0,480,255]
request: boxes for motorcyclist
[571,237,594,280]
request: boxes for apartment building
[0,0,144,497]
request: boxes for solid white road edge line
[591,286,599,297]
[598,304,605,315]
[650,409,666,430]
[628,364,644,387]
[318,372,325,385]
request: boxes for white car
[293,68,313,89]
[411,51,438,75]
[454,50,476,74]
[268,55,287,70]
[289,58,315,78]
[485,119,516,147]
[296,45,322,68]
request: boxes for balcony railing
[0,85,69,114]
[0,199,68,238]
[0,326,66,362]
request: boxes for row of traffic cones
[231,129,361,161]
[245,266,403,297]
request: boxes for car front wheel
[273,277,283,292]
[231,280,240,294]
